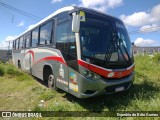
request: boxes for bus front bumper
[77,72,135,98]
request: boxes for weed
[0,55,160,119]
[0,65,5,76]
[39,90,55,101]
[6,64,23,76]
[152,53,160,64]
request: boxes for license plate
[115,86,124,92]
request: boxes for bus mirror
[72,13,80,33]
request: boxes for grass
[0,55,160,120]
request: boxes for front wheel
[48,74,57,90]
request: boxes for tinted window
[13,41,16,49]
[56,22,76,55]
[19,37,23,49]
[16,39,19,49]
[39,21,52,45]
[31,28,39,47]
[25,34,30,48]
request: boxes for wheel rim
[48,74,54,88]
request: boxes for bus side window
[56,23,69,51]
[25,34,31,48]
[39,21,53,45]
[13,41,16,49]
[56,22,76,55]
[16,39,19,50]
[14,41,16,49]
[31,28,39,47]
[19,36,23,49]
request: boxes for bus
[12,6,135,98]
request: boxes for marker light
[94,74,101,79]
[83,70,88,76]
[81,69,101,80]
[88,73,93,78]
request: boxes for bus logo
[108,72,114,77]
[2,112,11,117]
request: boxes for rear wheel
[18,61,21,69]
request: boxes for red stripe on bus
[78,59,134,78]
[78,60,89,69]
[89,64,111,77]
[113,66,134,78]
[34,56,66,65]
[26,50,34,61]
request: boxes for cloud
[79,0,123,12]
[0,41,9,49]
[5,36,17,42]
[140,24,160,33]
[0,36,17,49]
[27,24,36,30]
[17,21,24,27]
[120,3,160,27]
[51,0,62,3]
[134,38,158,46]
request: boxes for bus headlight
[82,69,101,80]
[83,70,88,76]
[88,72,93,78]
[94,74,100,80]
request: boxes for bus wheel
[18,61,21,69]
[48,74,57,90]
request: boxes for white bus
[12,6,135,98]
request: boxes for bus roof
[14,6,75,40]
[14,6,122,41]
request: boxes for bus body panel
[56,62,69,92]
[19,47,69,92]
[12,6,135,98]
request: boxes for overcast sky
[0,0,160,49]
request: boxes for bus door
[55,22,70,92]
[56,21,78,94]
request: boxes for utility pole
[5,41,12,62]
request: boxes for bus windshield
[80,18,133,69]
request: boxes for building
[0,50,12,62]
[133,45,160,55]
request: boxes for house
[133,45,160,55]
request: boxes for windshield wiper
[103,36,132,67]
[119,38,132,65]
[103,40,115,66]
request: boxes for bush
[6,64,23,76]
[0,65,5,76]
[0,61,4,64]
[152,53,160,64]
[7,67,16,75]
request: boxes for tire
[47,71,57,90]
[18,61,21,69]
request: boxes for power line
[0,1,42,20]
[0,1,160,35]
